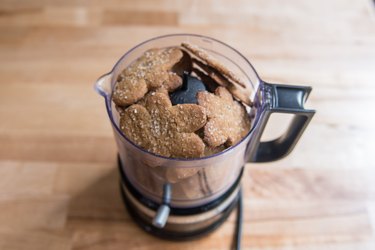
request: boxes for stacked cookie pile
[113,43,252,159]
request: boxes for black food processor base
[121,184,239,241]
[118,156,243,241]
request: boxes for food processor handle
[248,82,315,162]
[152,183,172,228]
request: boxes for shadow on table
[66,163,182,249]
[68,165,128,221]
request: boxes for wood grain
[0,0,374,249]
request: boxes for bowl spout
[94,73,112,98]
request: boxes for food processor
[95,34,315,248]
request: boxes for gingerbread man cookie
[197,87,251,147]
[113,47,184,106]
[120,92,207,158]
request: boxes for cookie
[135,88,169,107]
[120,92,207,158]
[171,50,193,76]
[192,58,229,87]
[204,144,228,156]
[182,42,253,106]
[197,87,251,147]
[181,42,246,88]
[113,47,184,106]
[226,83,253,107]
[191,67,219,92]
[166,167,199,183]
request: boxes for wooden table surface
[1,0,375,249]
